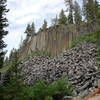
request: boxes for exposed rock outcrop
[21,42,100,97]
[20,23,99,58]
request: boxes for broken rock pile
[21,42,100,97]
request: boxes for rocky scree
[20,42,100,97]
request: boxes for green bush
[0,84,6,100]
[21,78,73,100]
[32,80,48,100]
[47,78,73,100]
[45,96,53,100]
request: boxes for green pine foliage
[74,1,82,24]
[0,49,27,100]
[47,78,73,100]
[41,20,48,31]
[0,0,9,68]
[82,0,99,22]
[58,9,68,25]
[97,3,100,19]
[68,12,74,24]
[31,22,36,34]
[23,78,73,100]
[65,0,74,24]
[51,15,59,26]
[25,22,36,36]
[25,24,32,36]
[0,77,73,100]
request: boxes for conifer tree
[25,22,36,37]
[0,0,9,68]
[68,12,73,24]
[52,15,59,26]
[9,49,14,64]
[82,0,99,22]
[31,22,35,35]
[82,0,87,21]
[24,24,31,36]
[74,1,82,24]
[42,19,47,30]
[3,49,26,100]
[4,56,9,66]
[94,0,100,20]
[58,9,68,24]
[65,0,74,24]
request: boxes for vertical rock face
[20,23,99,58]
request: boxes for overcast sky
[4,0,67,56]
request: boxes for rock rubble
[21,42,100,97]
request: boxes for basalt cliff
[20,22,99,58]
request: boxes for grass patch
[31,50,51,57]
[19,50,51,63]
[71,31,100,48]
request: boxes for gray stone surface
[20,23,100,57]
[20,43,100,96]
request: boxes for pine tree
[42,20,47,30]
[24,24,32,36]
[65,0,74,24]
[68,12,73,24]
[58,9,68,24]
[94,0,100,20]
[4,56,9,66]
[31,22,35,35]
[74,1,82,24]
[0,0,9,68]
[9,49,15,64]
[82,0,99,22]
[3,49,27,100]
[52,15,59,26]
[25,22,36,36]
[82,0,87,21]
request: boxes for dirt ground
[72,88,100,100]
